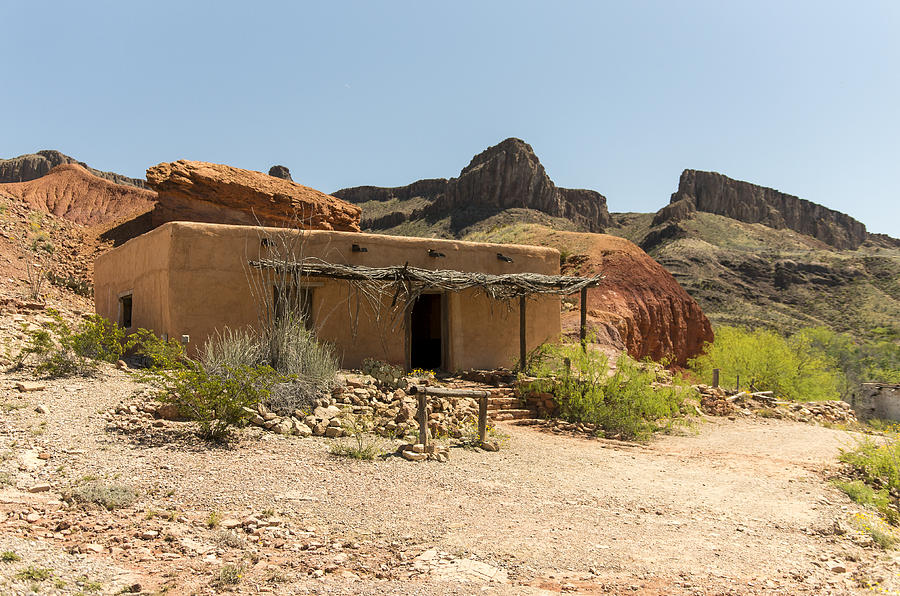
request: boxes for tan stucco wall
[94,222,561,371]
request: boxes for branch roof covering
[250,258,604,300]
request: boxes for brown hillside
[0,164,157,227]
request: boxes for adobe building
[94,221,576,371]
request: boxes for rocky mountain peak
[652,169,869,250]
[334,138,611,234]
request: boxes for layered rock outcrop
[335,138,610,234]
[0,150,146,189]
[653,169,868,249]
[146,160,361,232]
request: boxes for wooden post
[519,295,527,371]
[712,368,719,388]
[417,393,428,446]
[478,395,488,445]
[403,304,412,373]
[735,374,740,392]
[579,287,588,351]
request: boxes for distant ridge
[334,138,611,235]
[652,169,869,250]
[0,149,146,189]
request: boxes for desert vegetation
[689,325,900,402]
[525,341,695,441]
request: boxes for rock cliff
[0,150,147,189]
[334,138,610,234]
[146,160,361,232]
[653,169,868,249]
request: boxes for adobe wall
[849,383,900,421]
[94,224,174,338]
[95,222,561,371]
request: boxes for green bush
[16,310,125,377]
[125,328,185,370]
[838,436,900,526]
[688,326,844,401]
[198,317,337,415]
[526,342,695,442]
[146,361,283,441]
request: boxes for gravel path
[1,364,896,595]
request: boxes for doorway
[410,293,444,370]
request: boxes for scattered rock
[401,450,427,462]
[34,404,49,414]
[28,483,51,493]
[16,381,45,392]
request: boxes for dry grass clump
[64,480,139,510]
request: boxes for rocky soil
[0,311,898,595]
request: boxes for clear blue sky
[4,1,898,236]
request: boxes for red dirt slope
[519,227,713,366]
[0,163,157,227]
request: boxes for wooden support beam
[409,385,491,398]
[417,393,428,446]
[579,286,588,350]
[403,304,412,373]
[478,396,488,445]
[519,295,527,371]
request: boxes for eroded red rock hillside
[513,227,713,366]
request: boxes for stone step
[487,397,522,409]
[490,408,536,421]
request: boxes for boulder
[146,160,360,231]
[268,165,292,181]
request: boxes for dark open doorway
[410,293,443,370]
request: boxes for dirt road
[0,368,894,595]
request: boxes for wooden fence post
[519,295,527,371]
[579,287,588,351]
[712,368,719,388]
[417,393,428,446]
[478,395,488,445]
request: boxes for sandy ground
[1,365,898,595]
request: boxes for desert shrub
[362,358,405,389]
[526,342,694,442]
[329,415,383,460]
[689,326,844,401]
[198,327,263,376]
[125,328,185,370]
[146,361,283,441]
[795,326,900,389]
[16,310,125,377]
[198,318,337,415]
[46,272,92,298]
[839,435,900,526]
[259,313,338,391]
[212,564,244,589]
[65,480,139,510]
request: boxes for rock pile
[108,372,487,450]
[696,385,858,424]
